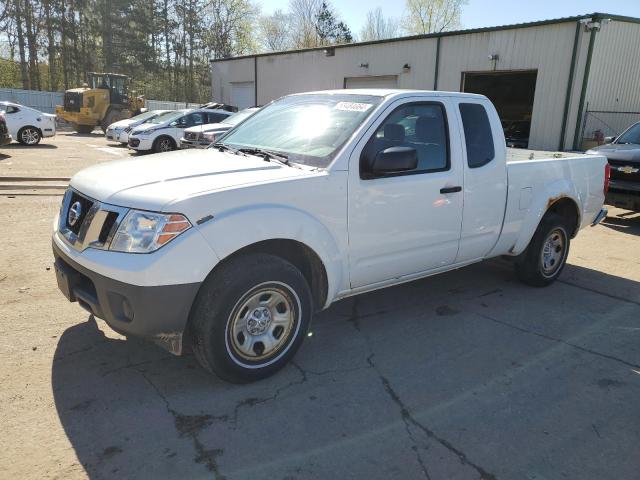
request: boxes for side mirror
[370,146,418,175]
[604,136,616,144]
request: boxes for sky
[260,0,640,36]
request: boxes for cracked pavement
[1,135,640,479]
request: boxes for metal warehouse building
[210,12,640,151]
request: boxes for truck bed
[506,148,592,163]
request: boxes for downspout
[572,17,599,150]
[254,56,258,107]
[433,36,441,90]
[558,21,581,151]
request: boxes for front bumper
[606,181,640,212]
[107,129,129,143]
[52,241,200,355]
[128,136,152,150]
[180,139,209,149]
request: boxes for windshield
[221,94,383,168]
[146,110,186,124]
[130,110,162,122]
[222,109,257,126]
[616,122,640,145]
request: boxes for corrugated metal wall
[0,88,198,113]
[0,88,63,113]
[584,19,640,134]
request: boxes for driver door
[347,98,464,288]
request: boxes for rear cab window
[459,103,495,168]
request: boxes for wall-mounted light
[487,54,499,61]
[402,63,411,72]
[324,47,335,57]
[359,63,369,68]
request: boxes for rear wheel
[17,126,41,145]
[515,213,570,287]
[190,253,313,383]
[152,136,175,153]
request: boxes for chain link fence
[579,110,640,150]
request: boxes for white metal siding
[437,23,578,150]
[585,19,640,132]
[0,88,63,113]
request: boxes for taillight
[604,162,611,194]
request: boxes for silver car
[586,121,640,211]
[180,107,259,149]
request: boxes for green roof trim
[210,12,640,63]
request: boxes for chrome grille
[59,189,129,251]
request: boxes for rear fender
[510,179,581,255]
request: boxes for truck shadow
[51,261,640,479]
[601,211,640,236]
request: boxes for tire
[152,136,175,153]
[189,253,313,383]
[17,126,41,145]
[101,107,126,133]
[72,123,94,134]
[514,212,570,287]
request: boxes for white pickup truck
[52,90,609,383]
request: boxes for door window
[360,102,449,178]
[459,103,495,168]
[207,112,228,124]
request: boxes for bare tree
[289,0,321,48]
[404,0,467,34]
[360,7,400,41]
[259,9,292,52]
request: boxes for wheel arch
[154,134,176,149]
[510,186,582,256]
[18,124,42,137]
[204,238,329,313]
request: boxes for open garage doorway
[462,70,537,148]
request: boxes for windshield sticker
[334,102,373,112]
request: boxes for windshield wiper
[237,147,293,166]
[212,142,244,155]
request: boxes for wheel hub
[246,307,272,335]
[541,229,565,275]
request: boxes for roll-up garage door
[231,82,255,109]
[344,75,398,89]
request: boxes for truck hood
[70,148,315,211]
[586,143,640,162]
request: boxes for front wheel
[189,254,313,383]
[18,127,41,145]
[515,213,570,287]
[152,136,175,153]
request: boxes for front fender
[196,203,346,308]
[511,178,581,255]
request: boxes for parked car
[0,112,11,146]
[0,101,56,145]
[180,107,259,149]
[128,108,232,153]
[52,90,608,383]
[586,121,640,211]
[105,110,170,145]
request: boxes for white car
[128,108,232,153]
[180,107,259,149]
[105,110,170,145]
[0,101,56,145]
[52,90,608,383]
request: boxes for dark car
[586,121,640,211]
[0,111,12,146]
[504,120,531,149]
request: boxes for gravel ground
[1,134,639,479]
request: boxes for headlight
[136,129,154,136]
[110,210,191,253]
[202,132,217,142]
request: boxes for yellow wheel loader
[55,73,145,134]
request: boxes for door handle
[440,186,462,194]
